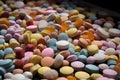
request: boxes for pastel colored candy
[29,55,42,64]
[98,64,109,70]
[66,28,78,37]
[30,64,41,75]
[93,52,105,63]
[26,25,37,32]
[38,67,51,76]
[79,38,89,47]
[79,49,88,57]
[14,1,25,8]
[87,56,95,64]
[23,71,33,79]
[0,38,5,44]
[71,61,85,71]
[97,77,109,80]
[11,74,26,80]
[75,71,90,79]
[4,48,13,55]
[4,72,13,79]
[56,77,68,80]
[56,40,69,50]
[85,64,99,73]
[58,33,69,41]
[59,50,70,58]
[90,73,103,80]
[6,65,15,72]
[13,69,23,74]
[23,63,34,71]
[103,69,117,78]
[38,20,48,31]
[78,55,87,63]
[0,29,7,36]
[0,67,6,75]
[47,38,57,47]
[41,48,54,57]
[0,50,4,59]
[105,48,116,55]
[107,59,117,66]
[109,28,120,37]
[60,66,74,76]
[53,54,64,68]
[0,59,13,68]
[67,55,78,62]
[43,69,58,80]
[41,57,54,67]
[87,44,99,55]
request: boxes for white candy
[14,1,25,8]
[38,20,48,31]
[56,40,69,50]
[4,72,13,79]
[105,48,116,55]
[96,27,109,39]
[94,53,105,62]
[11,74,26,80]
[23,71,33,79]
[109,28,120,37]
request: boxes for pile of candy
[0,0,120,80]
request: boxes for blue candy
[109,65,115,69]
[0,29,7,36]
[4,48,13,55]
[47,38,57,47]
[0,50,4,59]
[0,59,13,68]
[0,67,6,75]
[85,64,99,73]
[0,39,5,44]
[6,65,15,72]
[107,59,117,65]
[78,55,87,63]
[58,33,69,41]
[79,49,88,57]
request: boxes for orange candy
[0,18,10,27]
[74,19,83,28]
[67,76,76,80]
[44,26,55,33]
[80,31,94,40]
[59,22,69,32]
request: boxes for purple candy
[5,34,12,41]
[71,61,85,71]
[9,20,16,25]
[73,39,79,45]
[94,19,103,25]
[0,35,4,39]
[66,55,78,62]
[34,15,43,21]
[14,33,21,41]
[65,20,72,25]
[94,33,101,40]
[101,46,108,51]
[108,41,116,48]
[116,45,120,50]
[16,19,22,24]
[7,28,15,34]
[87,56,95,64]
[97,77,109,80]
[103,69,117,78]
[92,24,101,30]
[54,24,62,30]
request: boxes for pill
[0,59,13,68]
[56,40,69,50]
[87,56,96,64]
[58,33,69,41]
[75,71,90,79]
[41,57,54,67]
[13,69,23,74]
[41,48,54,57]
[67,55,78,62]
[26,25,37,32]
[30,64,41,75]
[105,48,116,55]
[93,52,105,63]
[85,64,99,73]
[71,61,85,71]
[4,72,13,79]
[90,73,103,80]
[23,71,33,79]
[103,69,117,78]
[60,66,74,77]
[38,20,48,31]
[79,38,89,48]
[29,55,42,64]
[66,28,78,37]
[98,64,109,70]
[38,67,51,76]
[107,59,117,65]
[11,74,26,80]
[78,55,87,63]
[23,63,34,71]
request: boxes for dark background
[84,0,120,13]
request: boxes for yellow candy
[21,20,27,28]
[75,71,90,79]
[31,33,43,41]
[74,46,81,52]
[66,28,78,37]
[4,53,16,59]
[30,64,41,75]
[90,73,103,80]
[30,39,37,46]
[29,55,42,64]
[4,43,9,48]
[60,66,74,77]
[54,14,62,24]
[41,30,51,36]
[69,10,79,17]
[38,67,51,76]
[23,32,31,44]
[87,45,99,55]
[0,7,3,12]
[9,39,20,49]
[105,55,118,61]
[0,44,5,50]
[10,10,19,17]
[78,14,86,19]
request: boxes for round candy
[47,38,57,47]
[85,64,99,73]
[13,69,23,74]
[97,77,109,80]
[11,74,26,80]
[56,77,68,80]
[109,28,120,37]
[60,66,74,76]
[58,33,68,41]
[41,48,54,57]
[86,56,95,64]
[56,40,69,50]
[38,20,48,31]
[103,69,117,78]
[71,61,85,71]
[29,55,42,64]
[87,44,99,55]
[98,64,109,70]
[41,57,55,67]
[105,48,116,55]
[23,71,33,79]
[30,64,41,75]
[38,67,51,76]
[23,63,34,71]
[93,53,105,63]
[67,55,78,62]
[66,28,78,37]
[75,71,90,79]
[0,67,6,75]
[4,72,13,79]
[0,59,13,68]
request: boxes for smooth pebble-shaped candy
[105,48,116,55]
[75,71,90,79]
[109,28,120,37]
[38,20,48,31]
[98,64,109,70]
[94,53,105,63]
[11,74,26,80]
[58,33,68,41]
[103,69,117,78]
[41,57,54,67]
[4,72,13,79]
[14,1,25,8]
[41,48,54,57]
[56,40,69,50]
[23,71,33,79]
[38,67,51,76]
[85,64,99,73]
[87,45,99,55]
[66,28,78,37]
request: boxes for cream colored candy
[23,71,33,79]
[9,38,20,48]
[56,40,69,50]
[74,46,81,52]
[66,28,78,37]
[31,33,43,41]
[90,73,103,80]
[41,30,51,36]
[87,45,99,55]
[38,20,48,31]
[69,10,79,17]
[78,14,86,19]
[96,27,109,39]
[38,67,51,76]
[75,71,90,79]
[60,66,74,77]
[29,55,42,64]
[109,28,120,37]
[30,39,37,46]
[30,64,41,75]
